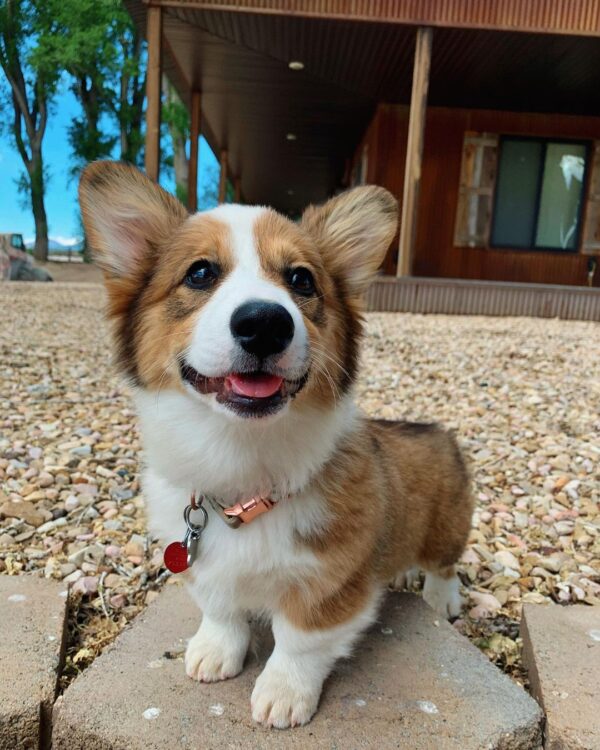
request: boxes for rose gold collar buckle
[223,496,275,524]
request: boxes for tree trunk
[172,134,189,205]
[29,152,48,262]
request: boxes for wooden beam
[218,149,228,204]
[234,176,241,203]
[188,91,201,212]
[397,27,432,277]
[144,6,163,182]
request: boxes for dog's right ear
[78,161,187,278]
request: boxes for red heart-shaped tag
[164,541,188,574]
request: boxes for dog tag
[164,541,189,574]
[164,499,208,574]
[186,533,199,568]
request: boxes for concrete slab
[522,603,600,750]
[0,575,68,750]
[53,585,541,749]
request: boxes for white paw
[390,566,421,590]
[251,667,320,729]
[423,572,463,619]
[185,620,248,683]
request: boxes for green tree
[37,0,145,170]
[35,0,117,172]
[110,14,145,165]
[0,0,60,261]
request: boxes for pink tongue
[226,373,283,399]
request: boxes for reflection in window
[536,144,586,250]
[491,137,588,251]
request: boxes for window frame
[489,135,591,254]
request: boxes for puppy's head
[79,162,397,421]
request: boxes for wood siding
[360,105,600,287]
[155,0,600,37]
[366,276,600,321]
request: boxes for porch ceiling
[126,2,600,214]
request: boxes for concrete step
[53,584,542,749]
[0,576,68,750]
[522,603,600,750]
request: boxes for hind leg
[422,564,462,619]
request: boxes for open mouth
[179,363,308,417]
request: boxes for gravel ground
[1,282,599,688]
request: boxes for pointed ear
[301,186,398,295]
[78,161,187,277]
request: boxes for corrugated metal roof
[155,0,600,37]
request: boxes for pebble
[493,550,520,571]
[38,472,54,487]
[64,495,80,511]
[72,576,99,595]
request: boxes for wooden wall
[358,104,600,287]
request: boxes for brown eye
[287,267,315,296]
[184,260,219,290]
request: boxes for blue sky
[0,81,219,243]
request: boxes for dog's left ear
[78,160,187,279]
[301,186,398,295]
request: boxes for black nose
[230,300,294,358]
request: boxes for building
[126,0,600,320]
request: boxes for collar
[193,490,284,529]
[205,493,276,528]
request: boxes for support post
[188,91,201,212]
[144,5,163,182]
[397,27,432,277]
[218,150,228,204]
[234,176,241,203]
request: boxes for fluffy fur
[79,161,473,729]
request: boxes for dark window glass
[491,140,543,248]
[491,137,588,251]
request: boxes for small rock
[38,472,54,487]
[72,576,99,595]
[494,550,520,571]
[64,495,80,511]
[109,593,127,609]
[124,540,144,559]
[0,501,44,527]
[63,569,84,585]
[71,445,92,456]
[468,591,502,617]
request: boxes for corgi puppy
[79,162,472,730]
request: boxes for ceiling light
[286,133,297,141]
[288,61,304,70]
[287,189,294,196]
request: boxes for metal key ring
[184,503,208,533]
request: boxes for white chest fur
[143,468,326,616]
[135,389,356,617]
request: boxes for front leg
[185,610,250,683]
[251,588,381,728]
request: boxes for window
[10,234,24,250]
[490,137,589,251]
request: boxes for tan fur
[283,421,472,630]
